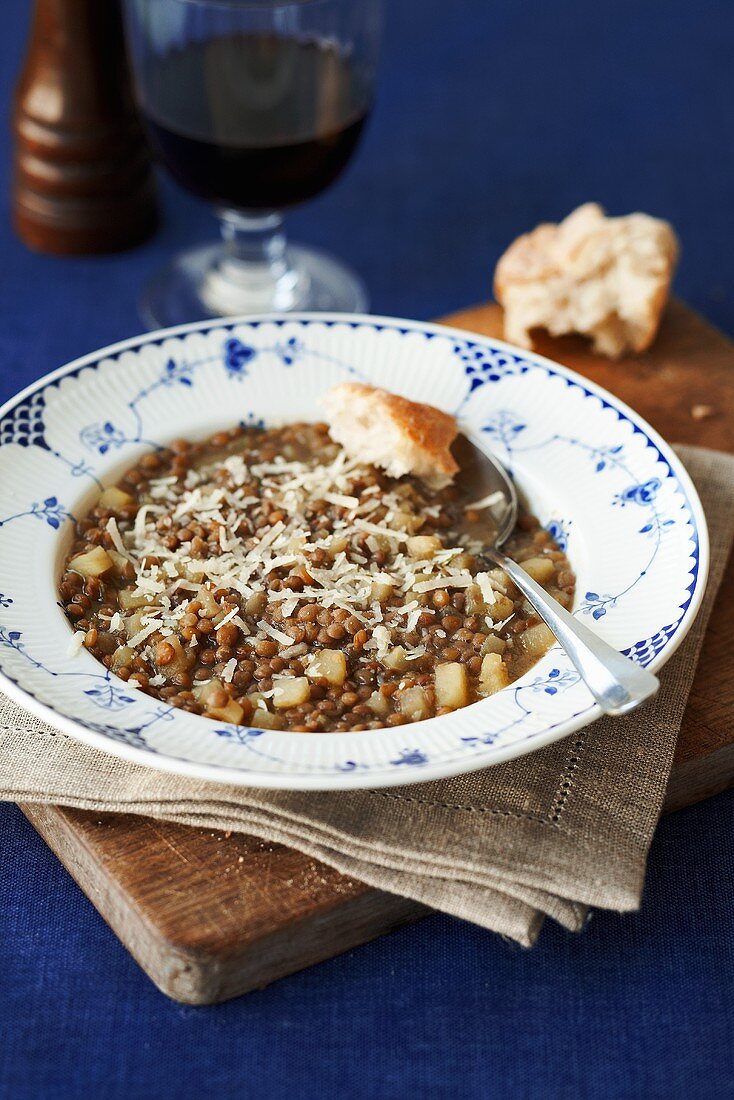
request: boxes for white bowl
[0,314,708,789]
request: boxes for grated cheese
[323,492,359,509]
[257,620,296,647]
[216,606,240,629]
[493,614,515,631]
[99,434,527,686]
[67,631,86,657]
[476,572,497,606]
[412,574,474,593]
[105,517,127,556]
[465,490,506,511]
[280,598,299,619]
[406,608,422,632]
[354,519,407,542]
[127,620,162,647]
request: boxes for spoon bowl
[451,431,517,545]
[453,432,660,717]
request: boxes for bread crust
[322,383,459,487]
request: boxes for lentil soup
[60,422,575,732]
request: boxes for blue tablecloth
[2,1,733,1096]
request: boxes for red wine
[141,34,370,211]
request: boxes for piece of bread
[494,203,679,358]
[322,383,459,488]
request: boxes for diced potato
[546,586,573,610]
[371,580,394,603]
[118,588,150,611]
[245,591,267,617]
[481,634,507,656]
[366,690,390,717]
[68,546,114,578]
[407,535,443,560]
[253,708,286,730]
[155,635,191,680]
[453,552,476,571]
[518,623,557,659]
[209,699,244,724]
[98,486,134,511]
[521,556,556,585]
[393,509,423,534]
[246,693,287,728]
[307,649,347,686]
[195,585,220,619]
[488,594,515,622]
[366,534,391,555]
[272,677,311,708]
[193,678,225,705]
[328,535,349,556]
[382,646,408,671]
[435,663,469,709]
[478,653,509,696]
[465,584,485,615]
[122,610,147,638]
[487,567,519,599]
[183,562,206,581]
[111,645,135,671]
[398,685,431,721]
[107,549,132,579]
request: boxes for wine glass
[123,0,382,328]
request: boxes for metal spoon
[452,433,659,716]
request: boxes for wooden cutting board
[19,299,734,1005]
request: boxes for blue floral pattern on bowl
[0,315,708,789]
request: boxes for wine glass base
[139,240,369,330]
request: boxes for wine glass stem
[219,208,288,277]
[198,208,303,315]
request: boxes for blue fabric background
[1,0,733,1096]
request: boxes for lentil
[61,419,574,732]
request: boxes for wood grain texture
[18,298,734,1004]
[12,0,158,254]
[20,804,426,1004]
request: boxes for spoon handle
[484,549,659,716]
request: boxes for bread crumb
[691,404,715,421]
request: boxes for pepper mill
[12,0,158,255]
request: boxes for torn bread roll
[322,382,459,488]
[494,203,678,358]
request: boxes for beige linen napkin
[2,445,733,946]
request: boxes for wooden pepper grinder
[12,0,158,255]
